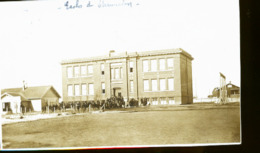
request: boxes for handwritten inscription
[64,0,138,10]
[98,0,132,8]
[65,0,83,9]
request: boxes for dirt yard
[2,105,240,149]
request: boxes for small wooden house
[210,82,240,98]
[1,86,61,114]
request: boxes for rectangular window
[169,97,175,104]
[143,80,149,91]
[68,85,73,96]
[67,67,73,78]
[81,84,87,96]
[74,84,80,96]
[160,98,167,105]
[101,64,105,75]
[152,79,158,91]
[115,68,120,79]
[167,58,174,69]
[151,59,157,72]
[120,67,123,79]
[143,60,149,72]
[159,59,166,70]
[101,83,105,94]
[160,79,166,91]
[88,83,94,95]
[168,78,174,91]
[88,65,93,74]
[129,61,133,72]
[74,66,79,77]
[111,68,114,79]
[152,98,158,105]
[81,65,87,76]
[130,80,134,93]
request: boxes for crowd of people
[19,96,150,114]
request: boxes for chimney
[109,50,115,57]
[22,80,27,91]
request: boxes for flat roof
[61,48,193,65]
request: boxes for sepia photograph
[0,0,240,150]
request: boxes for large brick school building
[61,48,193,105]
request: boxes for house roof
[1,92,28,101]
[226,82,239,88]
[1,86,61,101]
[61,48,194,65]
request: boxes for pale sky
[0,0,240,98]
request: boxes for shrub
[129,98,139,107]
[105,96,125,109]
[141,98,148,106]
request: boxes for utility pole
[219,72,227,104]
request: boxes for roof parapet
[61,48,193,64]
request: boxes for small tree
[129,98,139,107]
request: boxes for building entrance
[113,88,122,97]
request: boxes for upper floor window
[160,79,166,91]
[168,78,174,91]
[67,67,73,78]
[115,68,120,79]
[111,68,114,79]
[68,85,73,96]
[152,79,158,91]
[151,59,157,72]
[130,80,134,93]
[159,59,165,70]
[143,60,149,72]
[167,58,174,69]
[74,66,80,77]
[101,64,105,75]
[120,67,123,78]
[88,83,94,95]
[129,61,133,73]
[101,83,105,94]
[81,65,87,76]
[82,84,87,96]
[88,65,93,74]
[143,80,149,91]
[74,84,80,96]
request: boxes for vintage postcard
[0,0,240,150]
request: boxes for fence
[193,97,240,103]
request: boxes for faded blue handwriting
[64,0,139,10]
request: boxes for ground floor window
[169,97,175,104]
[152,98,158,105]
[160,98,167,105]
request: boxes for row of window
[67,81,135,97]
[142,58,174,72]
[67,58,174,79]
[67,78,173,96]
[67,83,106,97]
[149,97,176,105]
[143,78,174,92]
[67,64,105,78]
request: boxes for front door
[113,88,122,97]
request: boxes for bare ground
[2,105,240,149]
